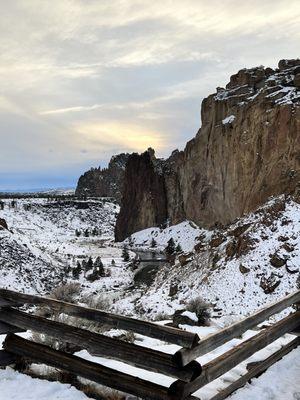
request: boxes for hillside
[116,195,299,320]
[0,198,125,293]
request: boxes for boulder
[169,282,178,297]
[269,253,287,268]
[239,264,250,274]
[229,223,252,237]
[172,310,199,327]
[294,73,300,88]
[209,234,226,248]
[260,274,281,294]
[178,252,193,266]
[0,218,8,230]
[278,59,300,70]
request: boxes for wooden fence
[0,287,299,400]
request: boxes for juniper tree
[86,256,94,272]
[72,261,82,279]
[175,243,183,253]
[122,246,130,262]
[84,229,89,237]
[165,238,175,256]
[151,238,157,248]
[94,256,105,276]
[75,229,81,237]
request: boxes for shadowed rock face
[75,153,130,203]
[0,218,8,230]
[115,59,300,241]
[115,150,168,241]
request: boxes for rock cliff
[115,59,300,241]
[75,153,130,203]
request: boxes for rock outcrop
[75,153,130,203]
[115,59,300,241]
[0,218,8,230]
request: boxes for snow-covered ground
[0,194,299,399]
[0,197,130,294]
[123,220,211,253]
[119,196,299,320]
[0,323,299,400]
[0,368,89,400]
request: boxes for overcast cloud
[0,0,299,189]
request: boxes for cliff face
[115,150,168,241]
[115,59,300,241]
[75,153,130,203]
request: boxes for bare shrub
[186,297,212,326]
[84,293,111,311]
[118,331,136,343]
[153,312,171,321]
[50,282,81,303]
[81,382,125,400]
[32,290,111,351]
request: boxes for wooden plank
[0,350,18,366]
[0,288,199,348]
[169,311,300,398]
[0,307,201,382]
[174,290,300,366]
[0,298,22,307]
[209,336,300,400]
[0,321,25,334]
[3,334,185,400]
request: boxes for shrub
[186,297,211,326]
[118,331,136,343]
[49,282,81,303]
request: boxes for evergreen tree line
[165,238,182,256]
[75,227,101,237]
[149,237,182,256]
[72,256,105,282]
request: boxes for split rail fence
[0,287,299,400]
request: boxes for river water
[133,250,169,286]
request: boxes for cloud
[0,0,299,189]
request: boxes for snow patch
[222,115,235,125]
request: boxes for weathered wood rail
[0,287,299,400]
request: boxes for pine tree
[86,256,93,272]
[165,238,175,256]
[94,256,105,276]
[175,243,183,253]
[82,260,87,276]
[151,238,157,248]
[92,227,98,236]
[75,229,81,237]
[72,261,82,279]
[111,259,116,266]
[122,246,130,262]
[84,229,89,237]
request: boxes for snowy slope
[0,198,121,293]
[123,220,211,252]
[115,196,300,319]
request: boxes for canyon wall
[115,59,300,241]
[75,153,130,203]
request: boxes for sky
[0,0,299,190]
